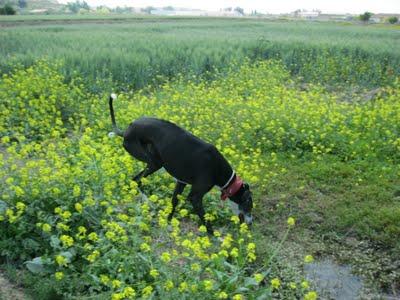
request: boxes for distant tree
[96,6,110,14]
[18,0,27,8]
[67,1,89,13]
[0,4,16,15]
[141,6,154,14]
[234,7,244,15]
[359,11,373,23]
[224,7,232,12]
[163,6,174,11]
[388,16,398,24]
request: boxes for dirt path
[0,271,28,300]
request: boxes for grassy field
[0,16,399,299]
[1,16,399,90]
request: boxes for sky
[58,0,400,14]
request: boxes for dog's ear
[244,183,250,190]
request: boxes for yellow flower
[289,282,297,289]
[301,280,309,289]
[179,282,188,292]
[55,272,64,280]
[150,268,159,278]
[100,274,109,285]
[161,251,171,263]
[60,235,74,247]
[16,202,26,211]
[179,208,188,217]
[149,194,158,202]
[304,255,314,263]
[56,222,70,231]
[164,280,174,290]
[247,242,256,251]
[111,293,123,300]
[111,279,121,288]
[203,280,213,291]
[55,255,67,266]
[61,211,72,220]
[253,273,264,283]
[74,202,83,213]
[304,291,318,300]
[140,242,151,252]
[73,185,81,197]
[42,223,51,232]
[233,295,243,300]
[122,287,136,298]
[271,278,281,289]
[218,291,228,299]
[287,217,296,227]
[191,263,201,271]
[231,215,240,224]
[221,234,233,249]
[239,223,249,233]
[230,247,239,258]
[219,249,229,257]
[199,225,207,233]
[86,250,100,263]
[88,232,98,241]
[105,231,116,240]
[190,284,198,292]
[142,286,153,297]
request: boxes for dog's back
[125,117,231,186]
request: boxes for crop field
[0,16,399,299]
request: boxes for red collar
[221,175,243,200]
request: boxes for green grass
[0,17,399,90]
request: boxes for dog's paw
[110,93,117,100]
[108,131,116,138]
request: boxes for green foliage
[0,4,16,15]
[1,60,399,298]
[0,60,311,300]
[66,1,89,13]
[388,16,398,24]
[359,12,373,22]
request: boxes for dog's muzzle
[244,213,253,225]
[239,213,253,225]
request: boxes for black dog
[109,94,253,233]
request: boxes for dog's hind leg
[168,181,186,221]
[125,140,162,184]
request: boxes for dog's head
[230,183,253,225]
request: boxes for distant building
[29,9,49,14]
[292,9,321,19]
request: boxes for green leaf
[0,200,8,213]
[244,277,259,287]
[50,235,60,248]
[22,238,40,251]
[25,257,46,274]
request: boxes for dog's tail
[109,93,124,137]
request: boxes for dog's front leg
[132,163,161,187]
[168,182,186,221]
[188,187,213,234]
